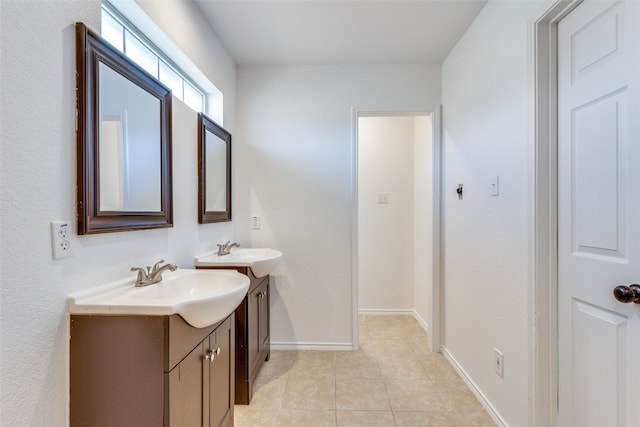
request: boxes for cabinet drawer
[70,314,221,373]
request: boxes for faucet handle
[130,267,148,283]
[151,259,165,272]
[131,266,146,275]
[217,242,230,256]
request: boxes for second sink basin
[194,248,282,278]
[68,269,250,328]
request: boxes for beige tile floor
[234,314,496,427]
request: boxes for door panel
[208,316,233,427]
[558,1,640,426]
[570,3,622,82]
[572,300,630,426]
[572,88,628,260]
[168,342,204,427]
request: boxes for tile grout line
[239,315,496,426]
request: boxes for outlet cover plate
[51,221,73,259]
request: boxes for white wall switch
[490,175,500,196]
[494,348,504,377]
[251,215,261,230]
[377,192,389,204]
[51,220,73,259]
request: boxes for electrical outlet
[494,348,504,378]
[51,221,73,259]
[251,215,261,230]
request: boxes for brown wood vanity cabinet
[70,314,234,427]
[196,267,270,405]
[241,272,270,404]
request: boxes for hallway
[235,315,495,426]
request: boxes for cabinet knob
[204,350,215,362]
[215,347,221,356]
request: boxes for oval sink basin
[194,248,282,278]
[68,269,250,328]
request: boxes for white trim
[441,346,508,427]
[358,309,433,349]
[104,0,224,123]
[274,310,432,352]
[105,0,218,95]
[431,105,443,353]
[351,107,442,356]
[271,342,355,351]
[359,309,431,341]
[531,1,582,426]
[411,309,431,339]
[350,106,360,352]
[358,309,415,315]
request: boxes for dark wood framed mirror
[76,22,173,234]
[198,113,231,223]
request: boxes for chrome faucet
[131,259,178,287]
[216,241,240,256]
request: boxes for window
[101,2,206,114]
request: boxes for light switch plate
[494,348,504,377]
[377,192,389,204]
[251,216,261,230]
[491,175,499,196]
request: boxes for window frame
[101,1,206,114]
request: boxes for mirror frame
[198,113,232,223]
[76,22,173,234]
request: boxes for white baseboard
[270,309,432,353]
[359,309,432,351]
[441,346,508,427]
[270,342,355,351]
[411,310,432,340]
[358,308,414,315]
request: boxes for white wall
[358,115,416,311]
[357,115,433,315]
[0,2,236,425]
[441,1,542,425]
[235,65,441,348]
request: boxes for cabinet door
[258,280,270,359]
[168,342,205,427]
[208,316,233,427]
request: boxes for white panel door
[558,1,640,426]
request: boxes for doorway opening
[352,110,442,352]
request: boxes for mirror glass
[205,129,227,212]
[198,113,231,223]
[98,62,161,212]
[76,22,172,234]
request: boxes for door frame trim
[431,105,443,352]
[531,1,582,425]
[350,107,442,352]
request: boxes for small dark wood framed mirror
[76,22,173,234]
[198,113,231,223]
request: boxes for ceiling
[194,0,487,65]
